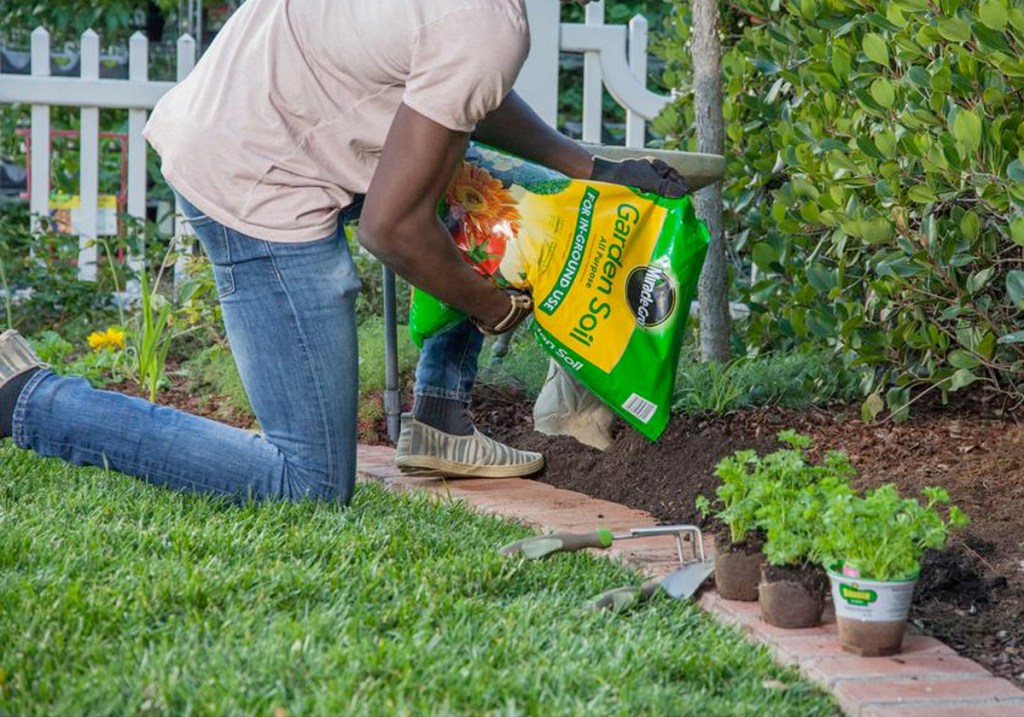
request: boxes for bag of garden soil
[409,144,710,441]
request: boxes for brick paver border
[357,444,1024,717]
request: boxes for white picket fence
[0,0,673,281]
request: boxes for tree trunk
[691,0,731,362]
[145,0,166,43]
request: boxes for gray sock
[1,368,39,438]
[413,395,474,436]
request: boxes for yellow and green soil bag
[409,144,710,441]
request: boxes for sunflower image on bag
[409,144,710,441]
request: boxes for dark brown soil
[759,563,828,629]
[133,373,1024,687]
[469,386,1024,687]
[712,531,765,602]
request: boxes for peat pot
[758,563,827,629]
[713,541,764,602]
[827,566,918,657]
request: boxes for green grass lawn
[0,444,837,717]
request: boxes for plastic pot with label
[827,563,919,656]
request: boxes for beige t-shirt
[144,0,530,242]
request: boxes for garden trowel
[585,559,715,611]
[499,525,714,608]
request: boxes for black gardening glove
[590,157,689,198]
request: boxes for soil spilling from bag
[469,385,1024,687]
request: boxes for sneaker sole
[395,453,545,478]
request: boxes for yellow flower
[87,327,126,352]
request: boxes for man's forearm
[473,91,594,179]
[359,212,510,328]
[359,103,512,328]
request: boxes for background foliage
[654,0,1024,414]
[0,0,177,46]
[8,0,1024,415]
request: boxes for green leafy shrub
[655,0,1024,415]
[820,484,969,580]
[179,343,253,419]
[0,203,125,339]
[345,225,412,327]
[1,0,177,46]
[129,266,175,402]
[28,329,129,387]
[673,348,861,414]
[696,448,765,545]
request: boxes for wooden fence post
[515,0,560,127]
[582,1,605,144]
[626,15,649,149]
[172,34,196,285]
[77,29,100,281]
[29,28,50,237]
[127,32,149,275]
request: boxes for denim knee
[283,460,355,503]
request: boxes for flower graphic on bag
[445,163,521,278]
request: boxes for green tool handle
[498,529,615,559]
[587,581,661,612]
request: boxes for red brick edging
[357,444,1024,717]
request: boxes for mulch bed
[470,386,1024,687]
[125,375,1024,687]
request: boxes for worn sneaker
[0,330,44,389]
[395,414,544,478]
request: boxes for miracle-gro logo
[839,584,878,606]
[626,265,675,327]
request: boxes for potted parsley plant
[821,485,968,656]
[754,436,856,628]
[696,440,775,602]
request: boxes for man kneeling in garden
[0,0,685,501]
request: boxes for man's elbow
[356,216,394,259]
[356,216,413,272]
[355,221,381,256]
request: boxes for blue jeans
[416,321,483,404]
[14,195,362,502]
[12,195,483,502]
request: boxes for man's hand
[590,157,689,198]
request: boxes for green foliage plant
[696,449,763,546]
[1,0,178,46]
[179,344,253,420]
[697,429,806,544]
[700,430,858,558]
[674,358,746,414]
[654,0,1024,415]
[673,348,861,416]
[129,263,175,402]
[98,230,210,402]
[820,484,969,581]
[115,240,199,402]
[27,330,129,387]
[0,257,13,330]
[0,204,124,339]
[755,438,857,568]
